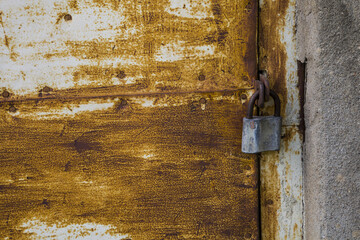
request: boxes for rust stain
[259,0,290,118]
[282,126,299,152]
[0,13,9,49]
[68,0,78,9]
[261,126,303,239]
[0,91,259,239]
[260,152,281,240]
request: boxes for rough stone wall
[297,0,360,239]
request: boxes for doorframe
[258,0,303,239]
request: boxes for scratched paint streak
[154,42,216,62]
[165,0,214,19]
[9,100,115,120]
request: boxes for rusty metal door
[0,0,258,239]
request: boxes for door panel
[0,0,258,239]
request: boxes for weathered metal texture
[242,116,281,153]
[0,0,260,238]
[0,92,259,239]
[0,0,257,98]
[259,0,303,239]
[260,127,302,240]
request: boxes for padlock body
[242,116,282,153]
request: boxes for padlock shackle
[246,89,281,119]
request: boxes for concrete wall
[297,0,360,239]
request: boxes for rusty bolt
[266,199,274,205]
[2,90,10,98]
[42,86,52,92]
[190,103,197,112]
[117,70,126,79]
[121,99,128,106]
[117,99,128,110]
[9,106,17,113]
[240,94,247,100]
[198,74,206,81]
[64,14,72,21]
[199,98,207,104]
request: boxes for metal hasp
[242,89,282,153]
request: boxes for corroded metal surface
[0,0,260,238]
[0,0,256,98]
[0,92,259,239]
[259,0,303,239]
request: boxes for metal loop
[255,80,265,108]
[260,73,270,101]
[246,89,281,119]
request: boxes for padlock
[242,90,282,153]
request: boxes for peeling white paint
[0,0,128,45]
[279,2,301,126]
[111,76,139,85]
[0,55,142,95]
[10,100,115,119]
[135,97,180,108]
[142,154,154,159]
[0,0,142,96]
[165,0,214,20]
[278,127,303,240]
[18,219,130,240]
[154,42,216,62]
[138,98,156,108]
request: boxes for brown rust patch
[282,126,299,152]
[209,0,228,46]
[68,0,78,9]
[92,0,121,11]
[0,92,259,239]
